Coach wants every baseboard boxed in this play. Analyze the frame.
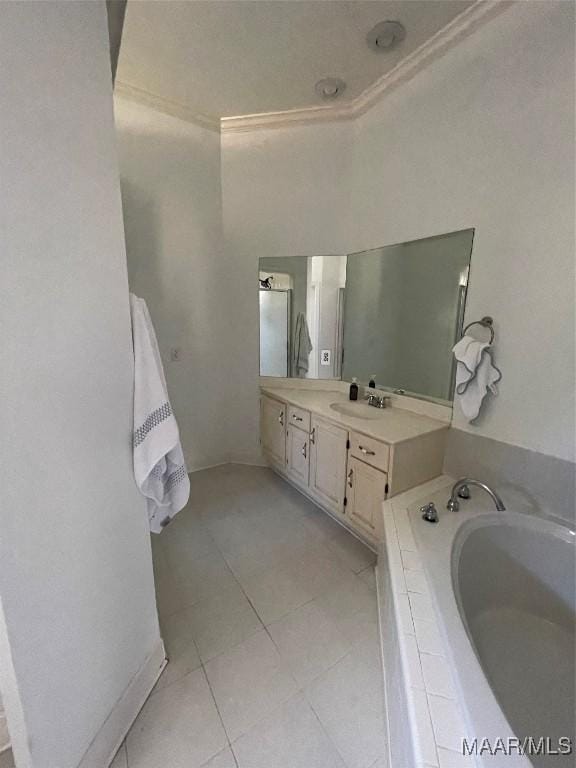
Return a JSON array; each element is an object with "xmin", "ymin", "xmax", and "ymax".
[
  {"xmin": 78, "ymin": 639, "xmax": 166, "ymax": 768},
  {"xmin": 186, "ymin": 459, "xmax": 268, "ymax": 474},
  {"xmin": 186, "ymin": 460, "xmax": 228, "ymax": 474},
  {"xmin": 228, "ymin": 459, "xmax": 268, "ymax": 468}
]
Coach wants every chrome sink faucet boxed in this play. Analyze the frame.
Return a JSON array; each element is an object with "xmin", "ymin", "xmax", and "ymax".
[
  {"xmin": 447, "ymin": 478, "xmax": 506, "ymax": 512},
  {"xmin": 364, "ymin": 392, "xmax": 390, "ymax": 409}
]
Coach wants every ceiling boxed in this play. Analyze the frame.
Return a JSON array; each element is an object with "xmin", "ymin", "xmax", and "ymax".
[{"xmin": 117, "ymin": 0, "xmax": 476, "ymax": 122}]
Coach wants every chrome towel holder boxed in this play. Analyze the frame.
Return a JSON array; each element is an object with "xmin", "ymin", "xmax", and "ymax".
[{"xmin": 462, "ymin": 316, "xmax": 495, "ymax": 344}]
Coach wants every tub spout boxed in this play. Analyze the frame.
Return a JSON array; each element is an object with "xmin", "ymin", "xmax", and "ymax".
[{"xmin": 447, "ymin": 478, "xmax": 506, "ymax": 512}]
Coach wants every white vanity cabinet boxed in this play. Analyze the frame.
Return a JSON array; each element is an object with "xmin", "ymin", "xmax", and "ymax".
[
  {"xmin": 309, "ymin": 417, "xmax": 348, "ymax": 515},
  {"xmin": 260, "ymin": 389, "xmax": 447, "ymax": 548},
  {"xmin": 346, "ymin": 456, "xmax": 386, "ymax": 541},
  {"xmin": 260, "ymin": 395, "xmax": 286, "ymax": 468},
  {"xmin": 286, "ymin": 423, "xmax": 310, "ymax": 487}
]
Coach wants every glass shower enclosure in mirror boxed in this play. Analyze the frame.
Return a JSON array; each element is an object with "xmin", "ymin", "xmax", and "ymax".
[
  {"xmin": 258, "ymin": 229, "xmax": 474, "ymax": 403},
  {"xmin": 259, "ymin": 255, "xmax": 346, "ymax": 379}
]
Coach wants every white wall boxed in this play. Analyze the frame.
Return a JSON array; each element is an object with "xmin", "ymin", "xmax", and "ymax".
[
  {"xmin": 114, "ymin": 98, "xmax": 228, "ymax": 471},
  {"xmin": 222, "ymin": 1, "xmax": 574, "ymax": 463},
  {"xmin": 312, "ymin": 255, "xmax": 346, "ymax": 379},
  {"xmin": 222, "ymin": 122, "xmax": 354, "ymax": 462},
  {"xmin": 0, "ymin": 4, "xmax": 160, "ymax": 767},
  {"xmin": 350, "ymin": 0, "xmax": 574, "ymax": 461}
]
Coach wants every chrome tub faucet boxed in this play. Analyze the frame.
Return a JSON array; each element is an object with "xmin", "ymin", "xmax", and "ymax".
[{"xmin": 447, "ymin": 478, "xmax": 506, "ymax": 512}]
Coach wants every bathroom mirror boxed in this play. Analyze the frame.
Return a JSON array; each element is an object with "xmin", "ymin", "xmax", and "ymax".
[{"xmin": 258, "ymin": 229, "xmax": 474, "ymax": 402}]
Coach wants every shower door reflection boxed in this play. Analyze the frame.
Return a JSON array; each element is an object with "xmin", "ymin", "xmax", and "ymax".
[{"xmin": 259, "ymin": 290, "xmax": 290, "ymax": 377}]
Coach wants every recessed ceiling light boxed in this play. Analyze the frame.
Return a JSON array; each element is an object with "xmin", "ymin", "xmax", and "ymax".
[
  {"xmin": 366, "ymin": 21, "xmax": 406, "ymax": 52},
  {"xmin": 315, "ymin": 77, "xmax": 346, "ymax": 101}
]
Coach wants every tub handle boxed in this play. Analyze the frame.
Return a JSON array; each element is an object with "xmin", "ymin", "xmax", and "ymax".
[{"xmin": 421, "ymin": 502, "xmax": 439, "ymax": 523}]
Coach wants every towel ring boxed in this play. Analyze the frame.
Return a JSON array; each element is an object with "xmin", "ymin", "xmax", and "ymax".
[{"xmin": 462, "ymin": 316, "xmax": 495, "ymax": 344}]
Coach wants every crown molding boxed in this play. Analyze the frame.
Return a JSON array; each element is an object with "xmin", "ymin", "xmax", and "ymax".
[
  {"xmin": 114, "ymin": 81, "xmax": 221, "ymax": 132},
  {"xmin": 220, "ymin": 102, "xmax": 356, "ymax": 134},
  {"xmin": 115, "ymin": 0, "xmax": 515, "ymax": 135},
  {"xmin": 352, "ymin": 0, "xmax": 514, "ymax": 117}
]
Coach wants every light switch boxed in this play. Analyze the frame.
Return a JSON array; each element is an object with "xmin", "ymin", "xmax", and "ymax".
[{"xmin": 320, "ymin": 349, "xmax": 331, "ymax": 366}]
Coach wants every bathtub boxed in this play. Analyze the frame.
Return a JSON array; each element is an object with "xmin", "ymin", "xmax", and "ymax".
[{"xmin": 378, "ymin": 478, "xmax": 576, "ymax": 768}]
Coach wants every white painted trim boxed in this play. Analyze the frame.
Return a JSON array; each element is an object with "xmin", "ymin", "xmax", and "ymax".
[
  {"xmin": 352, "ymin": 0, "xmax": 513, "ymax": 118},
  {"xmin": 114, "ymin": 0, "xmax": 514, "ymax": 134},
  {"xmin": 114, "ymin": 82, "xmax": 220, "ymax": 132},
  {"xmin": 0, "ymin": 595, "xmax": 31, "ymax": 768},
  {"xmin": 184, "ymin": 459, "xmax": 229, "ymax": 474},
  {"xmin": 221, "ymin": 102, "xmax": 356, "ymax": 133},
  {"xmin": 78, "ymin": 639, "xmax": 166, "ymax": 768},
  {"xmin": 221, "ymin": 0, "xmax": 513, "ymax": 133}
]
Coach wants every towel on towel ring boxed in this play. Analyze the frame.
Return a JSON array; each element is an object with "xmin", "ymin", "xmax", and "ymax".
[{"xmin": 453, "ymin": 335, "xmax": 502, "ymax": 422}]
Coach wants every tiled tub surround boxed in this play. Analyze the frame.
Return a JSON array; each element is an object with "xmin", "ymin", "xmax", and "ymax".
[
  {"xmin": 378, "ymin": 476, "xmax": 473, "ymax": 768},
  {"xmin": 444, "ymin": 429, "xmax": 576, "ymax": 526},
  {"xmin": 377, "ymin": 477, "xmax": 576, "ymax": 768}
]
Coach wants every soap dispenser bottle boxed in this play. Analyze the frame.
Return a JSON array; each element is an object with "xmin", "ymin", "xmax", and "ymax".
[
  {"xmin": 368, "ymin": 375, "xmax": 376, "ymax": 389},
  {"xmin": 349, "ymin": 377, "xmax": 359, "ymax": 401}
]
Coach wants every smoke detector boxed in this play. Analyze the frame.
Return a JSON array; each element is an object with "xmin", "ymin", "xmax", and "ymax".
[
  {"xmin": 366, "ymin": 21, "xmax": 406, "ymax": 52},
  {"xmin": 315, "ymin": 77, "xmax": 346, "ymax": 101}
]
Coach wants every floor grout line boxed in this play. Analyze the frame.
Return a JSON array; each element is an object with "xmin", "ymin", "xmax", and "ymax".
[
  {"xmin": 146, "ymin": 465, "xmax": 385, "ymax": 768},
  {"xmin": 199, "ymin": 648, "xmax": 239, "ymax": 767},
  {"xmin": 307, "ymin": 696, "xmax": 351, "ymax": 768}
]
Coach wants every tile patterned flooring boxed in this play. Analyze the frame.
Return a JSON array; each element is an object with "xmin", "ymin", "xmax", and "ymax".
[{"xmin": 114, "ymin": 464, "xmax": 388, "ymax": 768}]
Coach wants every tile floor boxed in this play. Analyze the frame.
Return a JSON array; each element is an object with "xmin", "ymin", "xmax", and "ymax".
[{"xmin": 114, "ymin": 464, "xmax": 388, "ymax": 768}]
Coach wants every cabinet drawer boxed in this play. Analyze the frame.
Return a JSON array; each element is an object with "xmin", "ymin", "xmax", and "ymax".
[
  {"xmin": 349, "ymin": 432, "xmax": 390, "ymax": 473},
  {"xmin": 287, "ymin": 405, "xmax": 311, "ymax": 433}
]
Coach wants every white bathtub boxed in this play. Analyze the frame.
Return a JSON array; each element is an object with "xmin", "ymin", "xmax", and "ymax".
[{"xmin": 379, "ymin": 478, "xmax": 575, "ymax": 768}]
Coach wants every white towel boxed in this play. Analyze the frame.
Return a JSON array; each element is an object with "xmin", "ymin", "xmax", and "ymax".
[
  {"xmin": 130, "ymin": 294, "xmax": 190, "ymax": 532},
  {"xmin": 294, "ymin": 313, "xmax": 313, "ymax": 377},
  {"xmin": 453, "ymin": 335, "xmax": 502, "ymax": 421}
]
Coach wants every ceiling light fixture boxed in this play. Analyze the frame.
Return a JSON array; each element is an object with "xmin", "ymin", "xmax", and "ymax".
[
  {"xmin": 315, "ymin": 77, "xmax": 346, "ymax": 101},
  {"xmin": 366, "ymin": 21, "xmax": 406, "ymax": 52}
]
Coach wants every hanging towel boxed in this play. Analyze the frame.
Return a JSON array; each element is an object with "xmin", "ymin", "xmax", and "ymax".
[
  {"xmin": 293, "ymin": 312, "xmax": 313, "ymax": 377},
  {"xmin": 453, "ymin": 335, "xmax": 502, "ymax": 422},
  {"xmin": 130, "ymin": 294, "xmax": 190, "ymax": 532}
]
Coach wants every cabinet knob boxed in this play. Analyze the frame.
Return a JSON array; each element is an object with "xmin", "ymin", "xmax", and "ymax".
[
  {"xmin": 302, "ymin": 442, "xmax": 307, "ymax": 459},
  {"xmin": 310, "ymin": 427, "xmax": 316, "ymax": 444},
  {"xmin": 278, "ymin": 413, "xmax": 284, "ymax": 426},
  {"xmin": 347, "ymin": 469, "xmax": 354, "ymax": 488},
  {"xmin": 359, "ymin": 445, "xmax": 375, "ymax": 456}
]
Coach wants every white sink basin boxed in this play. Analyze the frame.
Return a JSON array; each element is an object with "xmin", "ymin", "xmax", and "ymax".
[{"xmin": 330, "ymin": 401, "xmax": 387, "ymax": 420}]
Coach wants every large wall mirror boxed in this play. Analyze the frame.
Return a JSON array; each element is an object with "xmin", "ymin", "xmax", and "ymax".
[{"xmin": 259, "ymin": 229, "xmax": 474, "ymax": 403}]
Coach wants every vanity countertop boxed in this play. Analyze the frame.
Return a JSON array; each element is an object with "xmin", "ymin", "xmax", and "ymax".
[{"xmin": 261, "ymin": 386, "xmax": 449, "ymax": 445}]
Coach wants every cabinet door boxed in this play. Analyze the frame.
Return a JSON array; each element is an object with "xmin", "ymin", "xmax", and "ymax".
[
  {"xmin": 346, "ymin": 456, "xmax": 386, "ymax": 541},
  {"xmin": 261, "ymin": 395, "xmax": 286, "ymax": 467},
  {"xmin": 286, "ymin": 425, "xmax": 309, "ymax": 487},
  {"xmin": 309, "ymin": 417, "xmax": 348, "ymax": 514}
]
